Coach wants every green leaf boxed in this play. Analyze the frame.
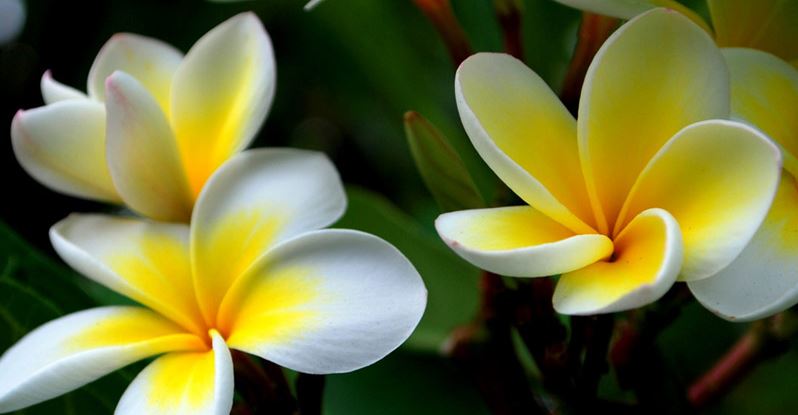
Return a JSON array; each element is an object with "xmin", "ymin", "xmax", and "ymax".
[
  {"xmin": 404, "ymin": 111, "xmax": 485, "ymax": 212},
  {"xmin": 335, "ymin": 187, "xmax": 480, "ymax": 352}
]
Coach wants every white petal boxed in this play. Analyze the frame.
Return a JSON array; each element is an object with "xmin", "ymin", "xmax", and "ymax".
[
  {"xmin": 304, "ymin": 0, "xmax": 324, "ymax": 10},
  {"xmin": 40, "ymin": 71, "xmax": 86, "ymax": 104},
  {"xmin": 88, "ymin": 33, "xmax": 183, "ymax": 112},
  {"xmin": 0, "ymin": 0, "xmax": 25, "ymax": 44},
  {"xmin": 170, "ymin": 12, "xmax": 276, "ymax": 197},
  {"xmin": 220, "ymin": 229, "xmax": 427, "ymax": 374},
  {"xmin": 0, "ymin": 307, "xmax": 203, "ymax": 413},
  {"xmin": 105, "ymin": 71, "xmax": 193, "ymax": 222},
  {"xmin": 435, "ymin": 206, "xmax": 613, "ymax": 277},
  {"xmin": 115, "ymin": 331, "xmax": 232, "ymax": 415},
  {"xmin": 191, "ymin": 148, "xmax": 346, "ymax": 324},
  {"xmin": 689, "ymin": 172, "xmax": 798, "ymax": 321},
  {"xmin": 552, "ymin": 0, "xmax": 655, "ymax": 19},
  {"xmin": 11, "ymin": 101, "xmax": 120, "ymax": 202}
]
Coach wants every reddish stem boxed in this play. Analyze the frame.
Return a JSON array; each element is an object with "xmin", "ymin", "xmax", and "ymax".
[
  {"xmin": 413, "ymin": 0, "xmax": 473, "ymax": 66},
  {"xmin": 688, "ymin": 313, "xmax": 797, "ymax": 409},
  {"xmin": 560, "ymin": 12, "xmax": 619, "ymax": 114},
  {"xmin": 687, "ymin": 331, "xmax": 761, "ymax": 407},
  {"xmin": 495, "ymin": 0, "xmax": 524, "ymax": 60}
]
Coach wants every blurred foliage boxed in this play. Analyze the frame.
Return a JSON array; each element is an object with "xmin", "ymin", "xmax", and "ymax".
[{"xmin": 0, "ymin": 0, "xmax": 796, "ymax": 414}]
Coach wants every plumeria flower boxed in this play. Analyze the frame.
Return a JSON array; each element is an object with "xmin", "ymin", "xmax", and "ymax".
[
  {"xmin": 435, "ymin": 9, "xmax": 782, "ymax": 315},
  {"xmin": 553, "ymin": 0, "xmax": 798, "ymax": 66},
  {"xmin": 11, "ymin": 12, "xmax": 275, "ymax": 222},
  {"xmin": 553, "ymin": 0, "xmax": 798, "ymax": 320},
  {"xmin": 0, "ymin": 148, "xmax": 427, "ymax": 414}
]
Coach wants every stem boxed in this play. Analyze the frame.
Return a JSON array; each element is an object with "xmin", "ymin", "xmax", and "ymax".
[
  {"xmin": 687, "ymin": 312, "xmax": 798, "ymax": 409},
  {"xmin": 513, "ymin": 279, "xmax": 571, "ymax": 394},
  {"xmin": 610, "ymin": 286, "xmax": 692, "ymax": 412},
  {"xmin": 413, "ymin": 0, "xmax": 473, "ymax": 66},
  {"xmin": 296, "ymin": 374, "xmax": 326, "ymax": 415},
  {"xmin": 446, "ymin": 273, "xmax": 548, "ymax": 414},
  {"xmin": 232, "ymin": 351, "xmax": 298, "ymax": 415},
  {"xmin": 560, "ymin": 12, "xmax": 619, "ymax": 114},
  {"xmin": 576, "ymin": 314, "xmax": 614, "ymax": 400},
  {"xmin": 494, "ymin": 0, "xmax": 524, "ymax": 60}
]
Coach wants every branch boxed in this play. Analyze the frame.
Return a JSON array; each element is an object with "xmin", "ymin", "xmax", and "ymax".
[
  {"xmin": 413, "ymin": 0, "xmax": 472, "ymax": 66},
  {"xmin": 610, "ymin": 286, "xmax": 692, "ymax": 412},
  {"xmin": 494, "ymin": 0, "xmax": 524, "ymax": 60},
  {"xmin": 232, "ymin": 350, "xmax": 298, "ymax": 415},
  {"xmin": 688, "ymin": 312, "xmax": 798, "ymax": 409},
  {"xmin": 446, "ymin": 273, "xmax": 549, "ymax": 414},
  {"xmin": 560, "ymin": 12, "xmax": 619, "ymax": 114}
]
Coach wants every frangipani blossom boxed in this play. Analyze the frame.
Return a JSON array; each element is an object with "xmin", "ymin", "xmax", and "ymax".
[
  {"xmin": 0, "ymin": 149, "xmax": 427, "ymax": 414},
  {"xmin": 11, "ymin": 12, "xmax": 275, "ymax": 222},
  {"xmin": 553, "ymin": 0, "xmax": 798, "ymax": 65},
  {"xmin": 436, "ymin": 9, "xmax": 782, "ymax": 315},
  {"xmin": 553, "ymin": 0, "xmax": 798, "ymax": 321}
]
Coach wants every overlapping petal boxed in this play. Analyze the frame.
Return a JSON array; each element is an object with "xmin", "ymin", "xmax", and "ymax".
[
  {"xmin": 617, "ymin": 120, "xmax": 781, "ymax": 281},
  {"xmin": 50, "ymin": 215, "xmax": 205, "ymax": 335},
  {"xmin": 552, "ymin": 0, "xmax": 710, "ymax": 31},
  {"xmin": 171, "ymin": 12, "xmax": 276, "ymax": 197},
  {"xmin": 87, "ymin": 32, "xmax": 183, "ymax": 112},
  {"xmin": 0, "ymin": 307, "xmax": 204, "ymax": 413},
  {"xmin": 116, "ymin": 331, "xmax": 233, "ymax": 415},
  {"xmin": 723, "ymin": 48, "xmax": 798, "ymax": 174},
  {"xmin": 191, "ymin": 148, "xmax": 346, "ymax": 324},
  {"xmin": 553, "ymin": 208, "xmax": 682, "ymax": 314},
  {"xmin": 40, "ymin": 71, "xmax": 86, "ymax": 104},
  {"xmin": 456, "ymin": 53, "xmax": 595, "ymax": 234},
  {"xmin": 577, "ymin": 8, "xmax": 728, "ymax": 232},
  {"xmin": 689, "ymin": 173, "xmax": 798, "ymax": 321},
  {"xmin": 10, "ymin": 101, "xmax": 120, "ymax": 202},
  {"xmin": 709, "ymin": 0, "xmax": 798, "ymax": 62},
  {"xmin": 219, "ymin": 230, "xmax": 426, "ymax": 374},
  {"xmin": 105, "ymin": 71, "xmax": 193, "ymax": 222},
  {"xmin": 435, "ymin": 206, "xmax": 612, "ymax": 277}
]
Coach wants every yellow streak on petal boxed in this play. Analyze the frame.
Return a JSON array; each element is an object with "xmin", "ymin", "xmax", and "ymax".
[
  {"xmin": 106, "ymin": 233, "xmax": 205, "ymax": 335},
  {"xmin": 65, "ymin": 309, "xmax": 204, "ymax": 356},
  {"xmin": 177, "ymin": 58, "xmax": 256, "ymax": 199},
  {"xmin": 194, "ymin": 208, "xmax": 283, "ymax": 324},
  {"xmin": 444, "ymin": 207, "xmax": 576, "ymax": 251},
  {"xmin": 222, "ymin": 266, "xmax": 321, "ymax": 348},
  {"xmin": 146, "ymin": 350, "xmax": 216, "ymax": 411}
]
